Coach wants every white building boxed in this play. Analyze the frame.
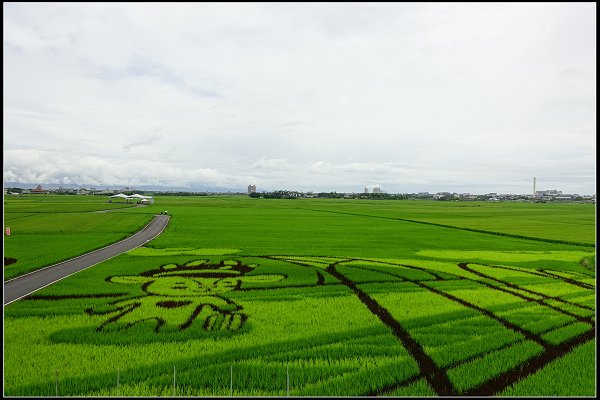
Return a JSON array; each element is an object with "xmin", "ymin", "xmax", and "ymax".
[
  {"xmin": 536, "ymin": 189, "xmax": 562, "ymax": 196},
  {"xmin": 128, "ymin": 193, "xmax": 155, "ymax": 204},
  {"xmin": 109, "ymin": 193, "xmax": 154, "ymax": 204}
]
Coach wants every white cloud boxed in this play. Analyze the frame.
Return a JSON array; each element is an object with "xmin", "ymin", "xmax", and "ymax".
[
  {"xmin": 3, "ymin": 149, "xmax": 250, "ymax": 189},
  {"xmin": 123, "ymin": 131, "xmax": 164, "ymax": 151},
  {"xmin": 3, "ymin": 3, "xmax": 596, "ymax": 194},
  {"xmin": 250, "ymin": 157, "xmax": 292, "ymax": 170},
  {"xmin": 308, "ymin": 161, "xmax": 411, "ymax": 175}
]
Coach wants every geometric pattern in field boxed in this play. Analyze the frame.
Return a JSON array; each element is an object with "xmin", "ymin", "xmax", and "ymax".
[
  {"xmin": 85, "ymin": 259, "xmax": 285, "ymax": 332},
  {"xmin": 20, "ymin": 255, "xmax": 595, "ymax": 396},
  {"xmin": 269, "ymin": 256, "xmax": 596, "ymax": 396}
]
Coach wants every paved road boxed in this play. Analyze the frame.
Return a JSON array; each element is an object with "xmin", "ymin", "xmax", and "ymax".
[{"xmin": 4, "ymin": 214, "xmax": 170, "ymax": 305}]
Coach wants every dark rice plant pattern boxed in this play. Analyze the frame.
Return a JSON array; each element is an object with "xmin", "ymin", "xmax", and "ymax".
[{"xmin": 85, "ymin": 260, "xmax": 285, "ymax": 332}]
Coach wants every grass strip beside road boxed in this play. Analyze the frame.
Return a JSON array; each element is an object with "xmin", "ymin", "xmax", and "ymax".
[{"xmin": 4, "ymin": 212, "xmax": 154, "ymax": 280}]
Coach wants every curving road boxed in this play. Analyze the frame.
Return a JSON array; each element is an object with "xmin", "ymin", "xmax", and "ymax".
[{"xmin": 4, "ymin": 214, "xmax": 170, "ymax": 305}]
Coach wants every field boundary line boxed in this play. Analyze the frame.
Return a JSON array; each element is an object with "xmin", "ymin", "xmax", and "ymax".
[
  {"xmin": 292, "ymin": 206, "xmax": 595, "ymax": 248},
  {"xmin": 463, "ymin": 263, "xmax": 594, "ymax": 309},
  {"xmin": 335, "ymin": 257, "xmax": 595, "ymax": 396},
  {"xmin": 457, "ymin": 263, "xmax": 594, "ymax": 325},
  {"xmin": 326, "ymin": 259, "xmax": 458, "ymax": 396},
  {"xmin": 341, "ymin": 263, "xmax": 550, "ymax": 349},
  {"xmin": 4, "ymin": 214, "xmax": 160, "ymax": 283},
  {"xmin": 4, "ymin": 215, "xmax": 170, "ymax": 305},
  {"xmin": 465, "ymin": 328, "xmax": 596, "ymax": 396}
]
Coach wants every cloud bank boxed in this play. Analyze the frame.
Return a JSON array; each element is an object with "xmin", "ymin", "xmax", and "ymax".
[{"xmin": 3, "ymin": 3, "xmax": 596, "ymax": 194}]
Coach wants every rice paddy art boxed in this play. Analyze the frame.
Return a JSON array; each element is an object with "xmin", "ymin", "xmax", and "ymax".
[
  {"xmin": 4, "ymin": 195, "xmax": 595, "ymax": 396},
  {"xmin": 87, "ymin": 260, "xmax": 285, "ymax": 333}
]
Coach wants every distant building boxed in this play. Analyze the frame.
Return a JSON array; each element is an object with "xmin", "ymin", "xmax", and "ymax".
[
  {"xmin": 247, "ymin": 185, "xmax": 256, "ymax": 194},
  {"xmin": 373, "ymin": 187, "xmax": 382, "ymax": 194},
  {"xmin": 31, "ymin": 184, "xmax": 49, "ymax": 194},
  {"xmin": 364, "ymin": 187, "xmax": 369, "ymax": 193},
  {"xmin": 55, "ymin": 187, "xmax": 75, "ymax": 195},
  {"xmin": 94, "ymin": 189, "xmax": 115, "ymax": 195},
  {"xmin": 433, "ymin": 192, "xmax": 451, "ymax": 200},
  {"xmin": 110, "ymin": 193, "xmax": 154, "ymax": 204},
  {"xmin": 536, "ymin": 189, "xmax": 562, "ymax": 196}
]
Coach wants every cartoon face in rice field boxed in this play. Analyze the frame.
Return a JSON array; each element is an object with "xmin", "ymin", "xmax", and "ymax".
[{"xmin": 86, "ymin": 260, "xmax": 285, "ymax": 333}]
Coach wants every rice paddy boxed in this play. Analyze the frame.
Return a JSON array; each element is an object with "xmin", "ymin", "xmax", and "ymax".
[{"xmin": 3, "ymin": 195, "xmax": 596, "ymax": 396}]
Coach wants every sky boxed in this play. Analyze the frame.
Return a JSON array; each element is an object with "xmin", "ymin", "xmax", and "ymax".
[{"xmin": 3, "ymin": 2, "xmax": 596, "ymax": 194}]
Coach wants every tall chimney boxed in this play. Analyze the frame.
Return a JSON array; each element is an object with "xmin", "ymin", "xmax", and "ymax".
[{"xmin": 533, "ymin": 177, "xmax": 536, "ymax": 195}]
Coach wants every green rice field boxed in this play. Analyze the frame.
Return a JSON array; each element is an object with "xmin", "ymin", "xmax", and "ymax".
[
  {"xmin": 3, "ymin": 195, "xmax": 596, "ymax": 396},
  {"xmin": 3, "ymin": 195, "xmax": 154, "ymax": 280}
]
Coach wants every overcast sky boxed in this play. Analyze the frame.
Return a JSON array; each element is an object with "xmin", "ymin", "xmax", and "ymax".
[{"xmin": 3, "ymin": 2, "xmax": 596, "ymax": 194}]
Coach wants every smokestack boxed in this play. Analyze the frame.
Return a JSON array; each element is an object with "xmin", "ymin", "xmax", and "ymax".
[{"xmin": 533, "ymin": 177, "xmax": 536, "ymax": 195}]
